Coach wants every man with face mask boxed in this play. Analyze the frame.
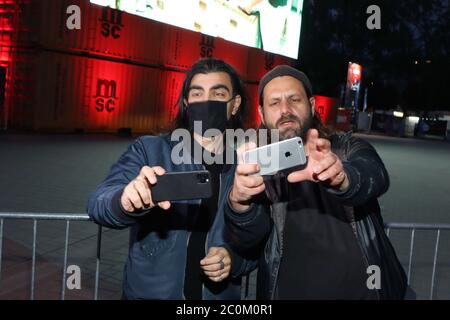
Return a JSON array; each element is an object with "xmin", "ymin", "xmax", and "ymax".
[
  {"xmin": 87, "ymin": 58, "xmax": 255, "ymax": 300},
  {"xmin": 224, "ymin": 65, "xmax": 407, "ymax": 300}
]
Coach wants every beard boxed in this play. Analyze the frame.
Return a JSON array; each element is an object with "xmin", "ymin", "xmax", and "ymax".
[{"xmin": 275, "ymin": 112, "xmax": 313, "ymax": 141}]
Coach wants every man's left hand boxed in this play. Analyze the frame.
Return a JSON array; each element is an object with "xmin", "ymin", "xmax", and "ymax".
[
  {"xmin": 287, "ymin": 129, "xmax": 349, "ymax": 191},
  {"xmin": 200, "ymin": 247, "xmax": 231, "ymax": 282}
]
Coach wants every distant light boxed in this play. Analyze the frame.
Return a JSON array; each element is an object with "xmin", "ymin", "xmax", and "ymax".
[
  {"xmin": 438, "ymin": 115, "xmax": 450, "ymax": 121},
  {"xmin": 408, "ymin": 116, "xmax": 420, "ymax": 122},
  {"xmin": 426, "ymin": 60, "xmax": 432, "ymax": 64},
  {"xmin": 371, "ymin": 82, "xmax": 374, "ymax": 85},
  {"xmin": 393, "ymin": 111, "xmax": 404, "ymax": 118},
  {"xmin": 414, "ymin": 60, "xmax": 418, "ymax": 65}
]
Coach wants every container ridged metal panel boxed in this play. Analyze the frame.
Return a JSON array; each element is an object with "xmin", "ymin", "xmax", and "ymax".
[
  {"xmin": 313, "ymin": 95, "xmax": 340, "ymax": 128},
  {"xmin": 159, "ymin": 27, "xmax": 203, "ymax": 70},
  {"xmin": 214, "ymin": 37, "xmax": 249, "ymax": 79},
  {"xmin": 155, "ymin": 69, "xmax": 186, "ymax": 132},
  {"xmin": 246, "ymin": 47, "xmax": 293, "ymax": 83},
  {"xmin": 32, "ymin": 51, "xmax": 165, "ymax": 133},
  {"xmin": 245, "ymin": 83, "xmax": 260, "ymax": 129},
  {"xmin": 34, "ymin": 0, "xmax": 162, "ymax": 65}
]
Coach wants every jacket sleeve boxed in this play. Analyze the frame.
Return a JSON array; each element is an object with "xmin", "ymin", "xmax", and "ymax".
[
  {"xmin": 224, "ymin": 192, "xmax": 272, "ymax": 255},
  {"xmin": 220, "ymin": 242, "xmax": 258, "ymax": 278},
  {"xmin": 327, "ymin": 135, "xmax": 390, "ymax": 207},
  {"xmin": 87, "ymin": 138, "xmax": 152, "ymax": 229}
]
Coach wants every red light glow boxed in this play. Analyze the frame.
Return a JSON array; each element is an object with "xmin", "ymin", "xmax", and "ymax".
[{"xmin": 0, "ymin": 0, "xmax": 22, "ymax": 129}]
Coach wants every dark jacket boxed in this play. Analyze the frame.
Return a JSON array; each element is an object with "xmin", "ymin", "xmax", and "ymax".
[
  {"xmin": 87, "ymin": 134, "xmax": 255, "ymax": 299},
  {"xmin": 224, "ymin": 133, "xmax": 407, "ymax": 300}
]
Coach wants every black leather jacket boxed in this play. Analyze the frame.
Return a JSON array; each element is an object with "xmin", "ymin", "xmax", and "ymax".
[{"xmin": 225, "ymin": 133, "xmax": 407, "ymax": 300}]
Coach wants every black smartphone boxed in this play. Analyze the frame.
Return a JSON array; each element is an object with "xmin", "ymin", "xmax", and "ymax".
[{"xmin": 151, "ymin": 170, "xmax": 212, "ymax": 202}]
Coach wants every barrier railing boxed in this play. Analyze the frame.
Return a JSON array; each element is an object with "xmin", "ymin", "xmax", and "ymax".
[
  {"xmin": 385, "ymin": 222, "xmax": 450, "ymax": 300},
  {"xmin": 0, "ymin": 212, "xmax": 102, "ymax": 300},
  {"xmin": 1, "ymin": 213, "xmax": 449, "ymax": 300}
]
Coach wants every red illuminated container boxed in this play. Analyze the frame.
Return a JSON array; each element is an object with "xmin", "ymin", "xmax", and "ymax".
[
  {"xmin": 246, "ymin": 47, "xmax": 293, "ymax": 83},
  {"xmin": 158, "ymin": 27, "xmax": 203, "ymax": 70},
  {"xmin": 4, "ymin": 0, "xmax": 298, "ymax": 133},
  {"xmin": 245, "ymin": 83, "xmax": 260, "ymax": 129},
  {"xmin": 0, "ymin": 0, "xmax": 28, "ymax": 130},
  {"xmin": 313, "ymin": 95, "xmax": 340, "ymax": 128},
  {"xmin": 214, "ymin": 37, "xmax": 249, "ymax": 78},
  {"xmin": 32, "ymin": 0, "xmax": 163, "ymax": 65},
  {"xmin": 11, "ymin": 50, "xmax": 264, "ymax": 133},
  {"xmin": 14, "ymin": 51, "xmax": 189, "ymax": 133},
  {"xmin": 156, "ymin": 70, "xmax": 186, "ymax": 131}
]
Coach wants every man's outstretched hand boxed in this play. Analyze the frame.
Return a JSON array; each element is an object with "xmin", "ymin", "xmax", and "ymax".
[{"xmin": 287, "ymin": 129, "xmax": 349, "ymax": 191}]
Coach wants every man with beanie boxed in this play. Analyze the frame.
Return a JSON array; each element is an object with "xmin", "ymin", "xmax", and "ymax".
[{"xmin": 223, "ymin": 65, "xmax": 407, "ymax": 299}]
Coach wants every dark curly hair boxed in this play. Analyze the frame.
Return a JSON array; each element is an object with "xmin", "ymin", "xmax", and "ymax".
[{"xmin": 171, "ymin": 58, "xmax": 247, "ymax": 131}]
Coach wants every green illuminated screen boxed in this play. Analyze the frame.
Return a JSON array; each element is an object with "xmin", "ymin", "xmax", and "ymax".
[{"xmin": 90, "ymin": 0, "xmax": 303, "ymax": 59}]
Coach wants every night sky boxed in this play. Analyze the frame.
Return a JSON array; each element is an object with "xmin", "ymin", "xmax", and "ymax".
[{"xmin": 295, "ymin": 0, "xmax": 450, "ymax": 112}]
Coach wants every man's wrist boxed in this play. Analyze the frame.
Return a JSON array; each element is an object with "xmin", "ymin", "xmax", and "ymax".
[
  {"xmin": 118, "ymin": 191, "xmax": 149, "ymax": 218},
  {"xmin": 337, "ymin": 172, "xmax": 350, "ymax": 192},
  {"xmin": 325, "ymin": 164, "xmax": 357, "ymax": 198},
  {"xmin": 228, "ymin": 189, "xmax": 250, "ymax": 213}
]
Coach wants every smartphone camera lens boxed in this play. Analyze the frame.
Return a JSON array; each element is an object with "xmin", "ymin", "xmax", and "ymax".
[{"xmin": 197, "ymin": 173, "xmax": 209, "ymax": 184}]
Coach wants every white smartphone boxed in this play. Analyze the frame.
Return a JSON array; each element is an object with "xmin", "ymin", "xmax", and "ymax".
[{"xmin": 242, "ymin": 137, "xmax": 307, "ymax": 176}]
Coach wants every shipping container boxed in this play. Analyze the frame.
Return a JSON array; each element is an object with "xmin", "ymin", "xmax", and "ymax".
[
  {"xmin": 14, "ymin": 50, "xmax": 190, "ymax": 133},
  {"xmin": 213, "ymin": 37, "xmax": 249, "ymax": 79},
  {"xmin": 313, "ymin": 95, "xmax": 340, "ymax": 128},
  {"xmin": 1, "ymin": 0, "xmax": 31, "ymax": 130},
  {"xmin": 245, "ymin": 83, "xmax": 260, "ymax": 129},
  {"xmin": 32, "ymin": 0, "xmax": 163, "ymax": 65},
  {"xmin": 246, "ymin": 47, "xmax": 293, "ymax": 83},
  {"xmin": 10, "ymin": 50, "xmax": 267, "ymax": 133},
  {"xmin": 7, "ymin": 51, "xmax": 35, "ymax": 130},
  {"xmin": 155, "ymin": 69, "xmax": 186, "ymax": 132},
  {"xmin": 13, "ymin": 49, "xmax": 262, "ymax": 133},
  {"xmin": 5, "ymin": 0, "xmax": 296, "ymax": 133},
  {"xmin": 29, "ymin": 0, "xmax": 290, "ymax": 78},
  {"xmin": 158, "ymin": 29, "xmax": 251, "ymax": 82},
  {"xmin": 159, "ymin": 26, "xmax": 203, "ymax": 70}
]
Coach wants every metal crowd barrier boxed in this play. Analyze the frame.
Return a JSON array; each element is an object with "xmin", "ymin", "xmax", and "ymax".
[
  {"xmin": 385, "ymin": 222, "xmax": 450, "ymax": 300},
  {"xmin": 0, "ymin": 212, "xmax": 449, "ymax": 300},
  {"xmin": 0, "ymin": 212, "xmax": 102, "ymax": 300}
]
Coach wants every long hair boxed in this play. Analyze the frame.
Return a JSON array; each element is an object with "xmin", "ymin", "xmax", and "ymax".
[
  {"xmin": 171, "ymin": 58, "xmax": 247, "ymax": 132},
  {"xmin": 312, "ymin": 112, "xmax": 333, "ymax": 139}
]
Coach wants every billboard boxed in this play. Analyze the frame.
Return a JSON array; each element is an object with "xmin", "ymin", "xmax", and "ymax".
[
  {"xmin": 90, "ymin": 0, "xmax": 304, "ymax": 59},
  {"xmin": 344, "ymin": 62, "xmax": 362, "ymax": 113},
  {"xmin": 346, "ymin": 62, "xmax": 362, "ymax": 91}
]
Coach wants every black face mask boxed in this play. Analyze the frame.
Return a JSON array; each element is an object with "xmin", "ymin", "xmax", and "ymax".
[{"xmin": 186, "ymin": 99, "xmax": 234, "ymax": 137}]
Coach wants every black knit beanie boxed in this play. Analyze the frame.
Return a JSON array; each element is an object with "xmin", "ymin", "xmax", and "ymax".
[{"xmin": 258, "ymin": 65, "xmax": 313, "ymax": 105}]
